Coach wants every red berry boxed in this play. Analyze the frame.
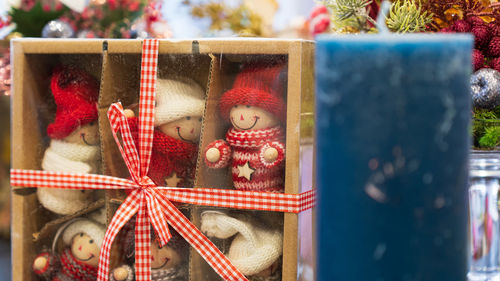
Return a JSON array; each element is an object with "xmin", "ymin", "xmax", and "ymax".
[
  {"xmin": 440, "ymin": 27, "xmax": 454, "ymax": 33},
  {"xmin": 466, "ymin": 16, "xmax": 485, "ymax": 27},
  {"xmin": 472, "ymin": 25, "xmax": 492, "ymax": 50},
  {"xmin": 489, "ymin": 37, "xmax": 500, "ymax": 57},
  {"xmin": 490, "ymin": 23, "xmax": 500, "ymax": 37},
  {"xmin": 490, "ymin": 57, "xmax": 500, "ymax": 72},
  {"xmin": 473, "ymin": 49, "xmax": 485, "ymax": 71},
  {"xmin": 452, "ymin": 20, "xmax": 471, "ymax": 32}
]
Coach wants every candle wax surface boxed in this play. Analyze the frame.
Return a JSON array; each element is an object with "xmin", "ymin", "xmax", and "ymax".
[{"xmin": 315, "ymin": 34, "xmax": 473, "ymax": 281}]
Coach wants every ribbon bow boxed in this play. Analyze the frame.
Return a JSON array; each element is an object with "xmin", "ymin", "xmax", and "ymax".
[
  {"xmin": 10, "ymin": 39, "xmax": 316, "ymax": 281},
  {"xmin": 98, "ymin": 39, "xmax": 248, "ymax": 281}
]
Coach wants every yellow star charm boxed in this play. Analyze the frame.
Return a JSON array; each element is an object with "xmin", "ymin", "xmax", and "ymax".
[
  {"xmin": 165, "ymin": 172, "xmax": 182, "ymax": 187},
  {"xmin": 237, "ymin": 161, "xmax": 255, "ymax": 181}
]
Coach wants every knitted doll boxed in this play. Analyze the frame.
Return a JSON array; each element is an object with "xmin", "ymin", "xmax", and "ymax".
[
  {"xmin": 201, "ymin": 211, "xmax": 283, "ymax": 281},
  {"xmin": 32, "ymin": 218, "xmax": 106, "ymax": 281},
  {"xmin": 110, "ymin": 219, "xmax": 189, "ymax": 281},
  {"xmin": 125, "ymin": 76, "xmax": 205, "ymax": 188},
  {"xmin": 37, "ymin": 66, "xmax": 101, "ymax": 215},
  {"xmin": 204, "ymin": 64, "xmax": 287, "ymax": 193}
]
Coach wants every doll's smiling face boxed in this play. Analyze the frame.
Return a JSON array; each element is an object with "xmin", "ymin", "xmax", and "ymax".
[
  {"xmin": 151, "ymin": 241, "xmax": 182, "ymax": 270},
  {"xmin": 158, "ymin": 116, "xmax": 202, "ymax": 143},
  {"xmin": 62, "ymin": 121, "xmax": 99, "ymax": 146},
  {"xmin": 230, "ymin": 105, "xmax": 279, "ymax": 131},
  {"xmin": 71, "ymin": 233, "xmax": 100, "ymax": 267}
]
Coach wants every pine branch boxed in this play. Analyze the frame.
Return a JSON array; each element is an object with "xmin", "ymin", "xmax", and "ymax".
[
  {"xmin": 386, "ymin": 0, "xmax": 433, "ymax": 33},
  {"xmin": 324, "ymin": 0, "xmax": 375, "ymax": 32}
]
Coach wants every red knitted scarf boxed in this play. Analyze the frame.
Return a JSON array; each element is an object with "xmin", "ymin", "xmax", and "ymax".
[
  {"xmin": 225, "ymin": 126, "xmax": 285, "ymax": 148},
  {"xmin": 58, "ymin": 248, "xmax": 97, "ymax": 281},
  {"xmin": 152, "ymin": 129, "xmax": 198, "ymax": 161}
]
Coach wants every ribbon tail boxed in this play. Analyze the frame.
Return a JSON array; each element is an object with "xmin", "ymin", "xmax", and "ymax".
[
  {"xmin": 145, "ymin": 189, "xmax": 171, "ymax": 247},
  {"xmin": 97, "ymin": 190, "xmax": 141, "ymax": 281},
  {"xmin": 299, "ymin": 189, "xmax": 317, "ymax": 212},
  {"xmin": 159, "ymin": 187, "xmax": 317, "ymax": 213},
  {"xmin": 137, "ymin": 39, "xmax": 159, "ymax": 177},
  {"xmin": 153, "ymin": 190, "xmax": 248, "ymax": 281},
  {"xmin": 108, "ymin": 103, "xmax": 142, "ymax": 182},
  {"xmin": 135, "ymin": 192, "xmax": 152, "ymax": 281}
]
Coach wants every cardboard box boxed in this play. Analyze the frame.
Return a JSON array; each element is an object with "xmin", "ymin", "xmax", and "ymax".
[{"xmin": 11, "ymin": 38, "xmax": 315, "ymax": 281}]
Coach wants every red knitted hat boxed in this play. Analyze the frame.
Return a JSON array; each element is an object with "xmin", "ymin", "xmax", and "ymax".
[
  {"xmin": 47, "ymin": 66, "xmax": 99, "ymax": 139},
  {"xmin": 219, "ymin": 64, "xmax": 287, "ymax": 123}
]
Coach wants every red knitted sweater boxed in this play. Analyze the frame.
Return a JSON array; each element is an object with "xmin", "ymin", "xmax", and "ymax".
[
  {"xmin": 204, "ymin": 126, "xmax": 285, "ymax": 192},
  {"xmin": 128, "ymin": 117, "xmax": 198, "ymax": 188},
  {"xmin": 33, "ymin": 249, "xmax": 98, "ymax": 281}
]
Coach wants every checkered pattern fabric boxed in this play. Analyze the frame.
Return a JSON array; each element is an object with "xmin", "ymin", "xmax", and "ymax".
[{"xmin": 10, "ymin": 39, "xmax": 317, "ymax": 281}]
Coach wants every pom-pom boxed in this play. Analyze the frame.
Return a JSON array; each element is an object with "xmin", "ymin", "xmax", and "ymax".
[
  {"xmin": 488, "ymin": 37, "xmax": 500, "ymax": 57},
  {"xmin": 472, "ymin": 25, "xmax": 492, "ymax": 49},
  {"xmin": 473, "ymin": 49, "xmax": 485, "ymax": 71},
  {"xmin": 451, "ymin": 20, "xmax": 471, "ymax": 33}
]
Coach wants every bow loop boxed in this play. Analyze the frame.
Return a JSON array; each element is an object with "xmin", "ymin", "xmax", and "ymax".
[{"xmin": 107, "ymin": 102, "xmax": 141, "ymax": 183}]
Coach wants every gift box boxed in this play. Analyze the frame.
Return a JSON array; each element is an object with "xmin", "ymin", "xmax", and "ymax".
[{"xmin": 11, "ymin": 38, "xmax": 315, "ymax": 281}]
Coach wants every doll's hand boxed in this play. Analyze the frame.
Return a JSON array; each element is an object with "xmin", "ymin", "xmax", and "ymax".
[
  {"xmin": 124, "ymin": 109, "xmax": 135, "ymax": 118},
  {"xmin": 259, "ymin": 142, "xmax": 285, "ymax": 167},
  {"xmin": 113, "ymin": 266, "xmax": 129, "ymax": 281},
  {"xmin": 263, "ymin": 147, "xmax": 278, "ymax": 163},
  {"xmin": 205, "ymin": 140, "xmax": 231, "ymax": 168},
  {"xmin": 206, "ymin": 147, "xmax": 221, "ymax": 163},
  {"xmin": 33, "ymin": 256, "xmax": 47, "ymax": 271}
]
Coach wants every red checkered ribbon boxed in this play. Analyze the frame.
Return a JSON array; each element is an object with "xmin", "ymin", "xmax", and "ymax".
[{"xmin": 10, "ymin": 39, "xmax": 316, "ymax": 281}]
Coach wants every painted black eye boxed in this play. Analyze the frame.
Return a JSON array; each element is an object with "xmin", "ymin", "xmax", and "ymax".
[
  {"xmin": 81, "ymin": 190, "xmax": 85, "ymax": 193},
  {"xmin": 198, "ymin": 117, "xmax": 202, "ymax": 122},
  {"xmin": 154, "ymin": 101, "xmax": 157, "ymax": 107},
  {"xmin": 246, "ymin": 105, "xmax": 251, "ymax": 108},
  {"xmin": 80, "ymin": 233, "xmax": 84, "ymax": 237},
  {"xmin": 186, "ymin": 116, "xmax": 191, "ymax": 120},
  {"xmin": 234, "ymin": 105, "xmax": 238, "ymax": 108},
  {"xmin": 89, "ymin": 239, "xmax": 94, "ymax": 244}
]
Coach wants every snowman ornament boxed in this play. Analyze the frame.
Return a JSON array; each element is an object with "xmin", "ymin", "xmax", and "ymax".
[
  {"xmin": 32, "ymin": 218, "xmax": 105, "ymax": 281},
  {"xmin": 110, "ymin": 219, "xmax": 188, "ymax": 281},
  {"xmin": 37, "ymin": 66, "xmax": 101, "ymax": 215},
  {"xmin": 204, "ymin": 64, "xmax": 287, "ymax": 193},
  {"xmin": 125, "ymin": 76, "xmax": 205, "ymax": 188}
]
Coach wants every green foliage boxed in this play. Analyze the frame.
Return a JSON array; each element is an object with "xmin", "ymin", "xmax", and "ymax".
[
  {"xmin": 479, "ymin": 126, "xmax": 500, "ymax": 148},
  {"xmin": 386, "ymin": 0, "xmax": 433, "ymax": 33},
  {"xmin": 473, "ymin": 107, "xmax": 500, "ymax": 149},
  {"xmin": 9, "ymin": 2, "xmax": 68, "ymax": 37},
  {"xmin": 324, "ymin": 0, "xmax": 376, "ymax": 32}
]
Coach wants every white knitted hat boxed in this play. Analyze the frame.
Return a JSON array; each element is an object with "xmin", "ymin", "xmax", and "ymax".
[
  {"xmin": 201, "ymin": 211, "xmax": 283, "ymax": 276},
  {"xmin": 154, "ymin": 77, "xmax": 206, "ymax": 126},
  {"xmin": 62, "ymin": 219, "xmax": 106, "ymax": 248}
]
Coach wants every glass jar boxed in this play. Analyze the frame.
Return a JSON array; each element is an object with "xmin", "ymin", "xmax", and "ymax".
[{"xmin": 469, "ymin": 152, "xmax": 500, "ymax": 281}]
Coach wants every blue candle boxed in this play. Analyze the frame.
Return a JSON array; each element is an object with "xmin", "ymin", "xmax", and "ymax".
[{"xmin": 315, "ymin": 34, "xmax": 473, "ymax": 281}]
